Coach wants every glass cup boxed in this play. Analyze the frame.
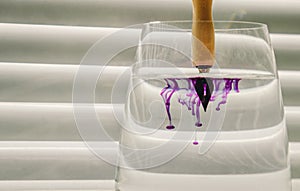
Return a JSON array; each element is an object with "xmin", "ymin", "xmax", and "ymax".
[{"xmin": 116, "ymin": 21, "xmax": 291, "ymax": 191}]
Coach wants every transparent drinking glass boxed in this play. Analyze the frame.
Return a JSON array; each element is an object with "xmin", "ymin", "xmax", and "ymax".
[{"xmin": 116, "ymin": 21, "xmax": 291, "ymax": 191}]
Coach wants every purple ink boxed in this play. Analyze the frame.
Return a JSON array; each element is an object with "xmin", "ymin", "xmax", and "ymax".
[
  {"xmin": 234, "ymin": 79, "xmax": 241, "ymax": 93},
  {"xmin": 160, "ymin": 80, "xmax": 177, "ymax": 129},
  {"xmin": 166, "ymin": 125, "xmax": 175, "ymax": 130},
  {"xmin": 195, "ymin": 122, "xmax": 203, "ymax": 127},
  {"xmin": 160, "ymin": 77, "xmax": 241, "ymax": 131},
  {"xmin": 195, "ymin": 97, "xmax": 201, "ymax": 127}
]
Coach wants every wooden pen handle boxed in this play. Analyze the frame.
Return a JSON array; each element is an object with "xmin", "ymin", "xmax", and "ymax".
[{"xmin": 192, "ymin": 0, "xmax": 215, "ymax": 69}]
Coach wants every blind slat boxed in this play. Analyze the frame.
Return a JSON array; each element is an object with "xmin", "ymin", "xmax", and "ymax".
[
  {"xmin": 0, "ymin": 24, "xmax": 298, "ymax": 69},
  {"xmin": 0, "ymin": 141, "xmax": 298, "ymax": 180},
  {"xmin": 0, "ymin": 0, "xmax": 299, "ymax": 33},
  {"xmin": 0, "ymin": 180, "xmax": 115, "ymax": 191},
  {"xmin": 0, "ymin": 63, "xmax": 298, "ymax": 104},
  {"xmin": 0, "ymin": 102, "xmax": 297, "ymax": 141}
]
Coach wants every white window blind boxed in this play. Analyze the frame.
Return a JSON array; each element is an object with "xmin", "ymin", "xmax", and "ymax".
[{"xmin": 0, "ymin": 0, "xmax": 299, "ymax": 190}]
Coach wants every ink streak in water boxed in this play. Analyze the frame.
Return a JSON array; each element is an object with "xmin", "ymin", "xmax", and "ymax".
[{"xmin": 160, "ymin": 78, "xmax": 240, "ymax": 130}]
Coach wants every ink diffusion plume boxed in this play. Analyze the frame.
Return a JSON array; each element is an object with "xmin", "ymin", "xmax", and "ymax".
[{"xmin": 160, "ymin": 77, "xmax": 241, "ymax": 143}]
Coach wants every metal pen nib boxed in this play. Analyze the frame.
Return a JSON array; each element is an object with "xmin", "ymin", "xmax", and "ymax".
[
  {"xmin": 196, "ymin": 65, "xmax": 211, "ymax": 74},
  {"xmin": 193, "ymin": 66, "xmax": 214, "ymax": 112}
]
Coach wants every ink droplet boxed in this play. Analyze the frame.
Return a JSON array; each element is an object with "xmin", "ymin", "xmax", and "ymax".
[
  {"xmin": 166, "ymin": 125, "xmax": 175, "ymax": 130},
  {"xmin": 195, "ymin": 122, "xmax": 203, "ymax": 127}
]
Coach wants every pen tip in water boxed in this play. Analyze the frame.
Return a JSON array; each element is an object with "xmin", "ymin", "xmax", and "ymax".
[{"xmin": 194, "ymin": 78, "xmax": 214, "ymax": 112}]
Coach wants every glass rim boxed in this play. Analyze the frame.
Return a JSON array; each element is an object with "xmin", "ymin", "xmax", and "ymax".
[{"xmin": 146, "ymin": 20, "xmax": 268, "ymax": 32}]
